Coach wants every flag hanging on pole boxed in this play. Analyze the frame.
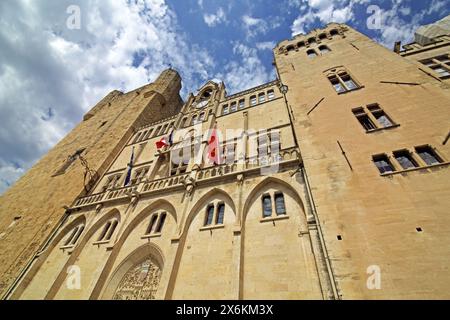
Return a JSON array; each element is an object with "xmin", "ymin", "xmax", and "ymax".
[
  {"xmin": 207, "ymin": 124, "xmax": 221, "ymax": 165},
  {"xmin": 124, "ymin": 146, "xmax": 135, "ymax": 186},
  {"xmin": 156, "ymin": 129, "xmax": 174, "ymax": 150}
]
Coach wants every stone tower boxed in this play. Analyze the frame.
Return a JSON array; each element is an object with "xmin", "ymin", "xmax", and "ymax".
[{"xmin": 0, "ymin": 69, "xmax": 183, "ymax": 298}]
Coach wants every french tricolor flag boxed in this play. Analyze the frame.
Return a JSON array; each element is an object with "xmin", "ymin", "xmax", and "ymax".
[{"xmin": 156, "ymin": 129, "xmax": 173, "ymax": 150}]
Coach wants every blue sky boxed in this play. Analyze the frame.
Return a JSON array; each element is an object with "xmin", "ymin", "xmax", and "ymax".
[{"xmin": 0, "ymin": 0, "xmax": 449, "ymax": 194}]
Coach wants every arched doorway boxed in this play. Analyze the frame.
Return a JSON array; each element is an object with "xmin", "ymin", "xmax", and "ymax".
[{"xmin": 113, "ymin": 256, "xmax": 161, "ymax": 300}]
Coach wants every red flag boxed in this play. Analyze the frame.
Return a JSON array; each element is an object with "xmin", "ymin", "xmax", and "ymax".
[
  {"xmin": 207, "ymin": 126, "xmax": 221, "ymax": 165},
  {"xmin": 156, "ymin": 136, "xmax": 169, "ymax": 149}
]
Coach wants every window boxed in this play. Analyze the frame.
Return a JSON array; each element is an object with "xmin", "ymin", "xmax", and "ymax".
[
  {"xmin": 319, "ymin": 33, "xmax": 327, "ymax": 40},
  {"xmin": 308, "ymin": 37, "xmax": 316, "ymax": 44},
  {"xmin": 262, "ymin": 195, "xmax": 272, "ymax": 218},
  {"xmin": 250, "ymin": 95, "xmax": 257, "ymax": 106},
  {"xmin": 238, "ymin": 99, "xmax": 245, "ymax": 109},
  {"xmin": 103, "ymin": 173, "xmax": 122, "ymax": 191},
  {"xmin": 171, "ymin": 148, "xmax": 188, "ymax": 176},
  {"xmin": 258, "ymin": 93, "xmax": 265, "ymax": 103},
  {"xmin": 297, "ymin": 41, "xmax": 305, "ymax": 48},
  {"xmin": 367, "ymin": 104, "xmax": 394, "ymax": 128},
  {"xmin": 181, "ymin": 118, "xmax": 187, "ymax": 128},
  {"xmin": 307, "ymin": 49, "xmax": 318, "ymax": 58},
  {"xmin": 63, "ymin": 225, "xmax": 84, "ymax": 247},
  {"xmin": 267, "ymin": 90, "xmax": 275, "ymax": 100},
  {"xmin": 330, "ymin": 29, "xmax": 339, "ymax": 36},
  {"xmin": 319, "ymin": 45, "xmax": 331, "ymax": 54},
  {"xmin": 432, "ymin": 66, "xmax": 450, "ymax": 77},
  {"xmin": 222, "ymin": 104, "xmax": 229, "ymax": 115},
  {"xmin": 394, "ymin": 150, "xmax": 418, "ymax": 169},
  {"xmin": 130, "ymin": 166, "xmax": 149, "ymax": 185},
  {"xmin": 420, "ymin": 55, "xmax": 450, "ymax": 78},
  {"xmin": 275, "ymin": 193, "xmax": 286, "ymax": 215},
  {"xmin": 216, "ymin": 203, "xmax": 225, "ymax": 225},
  {"xmin": 205, "ymin": 204, "xmax": 215, "ymax": 226},
  {"xmin": 286, "ymin": 45, "xmax": 295, "ymax": 52},
  {"xmin": 230, "ymin": 102, "xmax": 237, "ymax": 112},
  {"xmin": 133, "ymin": 132, "xmax": 142, "ymax": 143},
  {"xmin": 327, "ymin": 71, "xmax": 360, "ymax": 93},
  {"xmin": 146, "ymin": 215, "xmax": 158, "ymax": 235},
  {"xmin": 97, "ymin": 219, "xmax": 118, "ymax": 242},
  {"xmin": 373, "ymin": 154, "xmax": 395, "ymax": 174},
  {"xmin": 155, "ymin": 213, "xmax": 167, "ymax": 233},
  {"xmin": 145, "ymin": 129, "xmax": 153, "ymax": 140},
  {"xmin": 161, "ymin": 124, "xmax": 168, "ymax": 134},
  {"xmin": 222, "ymin": 142, "xmax": 236, "ymax": 163},
  {"xmin": 199, "ymin": 112, "xmax": 206, "ymax": 121},
  {"xmin": 352, "ymin": 108, "xmax": 376, "ymax": 131},
  {"xmin": 415, "ymin": 146, "xmax": 443, "ymax": 166},
  {"xmin": 191, "ymin": 115, "xmax": 198, "ymax": 125}
]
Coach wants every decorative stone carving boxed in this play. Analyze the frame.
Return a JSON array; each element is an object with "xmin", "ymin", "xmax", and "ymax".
[{"xmin": 112, "ymin": 257, "xmax": 161, "ymax": 300}]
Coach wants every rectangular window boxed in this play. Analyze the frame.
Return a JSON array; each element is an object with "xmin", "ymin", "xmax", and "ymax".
[
  {"xmin": 373, "ymin": 154, "xmax": 395, "ymax": 174},
  {"xmin": 239, "ymin": 99, "xmax": 245, "ymax": 109},
  {"xmin": 275, "ymin": 193, "xmax": 286, "ymax": 215},
  {"xmin": 222, "ymin": 105, "xmax": 229, "ymax": 115},
  {"xmin": 415, "ymin": 146, "xmax": 443, "ymax": 166},
  {"xmin": 205, "ymin": 205, "xmax": 215, "ymax": 226},
  {"xmin": 267, "ymin": 90, "xmax": 275, "ymax": 100},
  {"xmin": 250, "ymin": 96, "xmax": 257, "ymax": 106},
  {"xmin": 329, "ymin": 76, "xmax": 345, "ymax": 93},
  {"xmin": 216, "ymin": 203, "xmax": 225, "ymax": 224},
  {"xmin": 353, "ymin": 108, "xmax": 376, "ymax": 131},
  {"xmin": 262, "ymin": 195, "xmax": 272, "ymax": 218},
  {"xmin": 393, "ymin": 150, "xmax": 418, "ymax": 169},
  {"xmin": 367, "ymin": 104, "xmax": 394, "ymax": 128},
  {"xmin": 258, "ymin": 93, "xmax": 265, "ymax": 103},
  {"xmin": 328, "ymin": 71, "xmax": 359, "ymax": 93},
  {"xmin": 230, "ymin": 102, "xmax": 237, "ymax": 112},
  {"xmin": 432, "ymin": 66, "xmax": 450, "ymax": 77}
]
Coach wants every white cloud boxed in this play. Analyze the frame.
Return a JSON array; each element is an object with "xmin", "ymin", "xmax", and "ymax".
[
  {"xmin": 256, "ymin": 41, "xmax": 276, "ymax": 51},
  {"xmin": 0, "ymin": 0, "xmax": 215, "ymax": 194},
  {"xmin": 203, "ymin": 7, "xmax": 227, "ymax": 27},
  {"xmin": 242, "ymin": 14, "xmax": 281, "ymax": 39},
  {"xmin": 215, "ymin": 42, "xmax": 274, "ymax": 94}
]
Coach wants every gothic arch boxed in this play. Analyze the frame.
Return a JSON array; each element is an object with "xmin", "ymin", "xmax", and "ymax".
[
  {"xmin": 116, "ymin": 199, "xmax": 177, "ymax": 245},
  {"xmin": 100, "ymin": 243, "xmax": 165, "ymax": 300},
  {"xmin": 45, "ymin": 208, "xmax": 121, "ymax": 299},
  {"xmin": 89, "ymin": 199, "xmax": 176, "ymax": 299},
  {"xmin": 12, "ymin": 215, "xmax": 87, "ymax": 299},
  {"xmin": 242, "ymin": 177, "xmax": 306, "ymax": 224},
  {"xmin": 179, "ymin": 188, "xmax": 237, "ymax": 238}
]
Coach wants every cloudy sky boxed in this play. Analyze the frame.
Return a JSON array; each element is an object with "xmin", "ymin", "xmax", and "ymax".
[{"xmin": 0, "ymin": 0, "xmax": 449, "ymax": 194}]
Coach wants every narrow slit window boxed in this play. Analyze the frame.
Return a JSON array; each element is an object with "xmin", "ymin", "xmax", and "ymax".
[
  {"xmin": 146, "ymin": 214, "xmax": 158, "ymax": 235},
  {"xmin": 230, "ymin": 102, "xmax": 237, "ymax": 112},
  {"xmin": 394, "ymin": 150, "xmax": 418, "ymax": 169},
  {"xmin": 105, "ymin": 220, "xmax": 118, "ymax": 241},
  {"xmin": 250, "ymin": 95, "xmax": 257, "ymax": 106},
  {"xmin": 216, "ymin": 203, "xmax": 225, "ymax": 225},
  {"xmin": 415, "ymin": 146, "xmax": 443, "ymax": 166},
  {"xmin": 222, "ymin": 105, "xmax": 229, "ymax": 115},
  {"xmin": 373, "ymin": 154, "xmax": 395, "ymax": 174},
  {"xmin": 262, "ymin": 195, "xmax": 272, "ymax": 218},
  {"xmin": 275, "ymin": 193, "xmax": 286, "ymax": 215},
  {"xmin": 64, "ymin": 228, "xmax": 78, "ymax": 246},
  {"xmin": 98, "ymin": 221, "xmax": 112, "ymax": 242},
  {"xmin": 205, "ymin": 204, "xmax": 215, "ymax": 226},
  {"xmin": 71, "ymin": 226, "xmax": 84, "ymax": 245},
  {"xmin": 238, "ymin": 99, "xmax": 245, "ymax": 109},
  {"xmin": 267, "ymin": 90, "xmax": 275, "ymax": 100},
  {"xmin": 155, "ymin": 213, "xmax": 167, "ymax": 233}
]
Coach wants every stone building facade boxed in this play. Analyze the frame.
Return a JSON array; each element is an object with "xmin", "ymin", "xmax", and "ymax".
[{"xmin": 1, "ymin": 22, "xmax": 449, "ymax": 300}]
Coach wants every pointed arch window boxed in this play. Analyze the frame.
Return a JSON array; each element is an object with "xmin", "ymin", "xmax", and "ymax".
[
  {"xmin": 261, "ymin": 191, "xmax": 289, "ymax": 220},
  {"xmin": 62, "ymin": 224, "xmax": 85, "ymax": 248},
  {"xmin": 205, "ymin": 204, "xmax": 215, "ymax": 226},
  {"xmin": 96, "ymin": 219, "xmax": 118, "ymax": 243},
  {"xmin": 202, "ymin": 202, "xmax": 226, "ymax": 229}
]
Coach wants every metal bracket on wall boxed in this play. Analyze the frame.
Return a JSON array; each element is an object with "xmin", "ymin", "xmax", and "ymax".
[
  {"xmin": 337, "ymin": 140, "xmax": 353, "ymax": 171},
  {"xmin": 307, "ymin": 97, "xmax": 325, "ymax": 116}
]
